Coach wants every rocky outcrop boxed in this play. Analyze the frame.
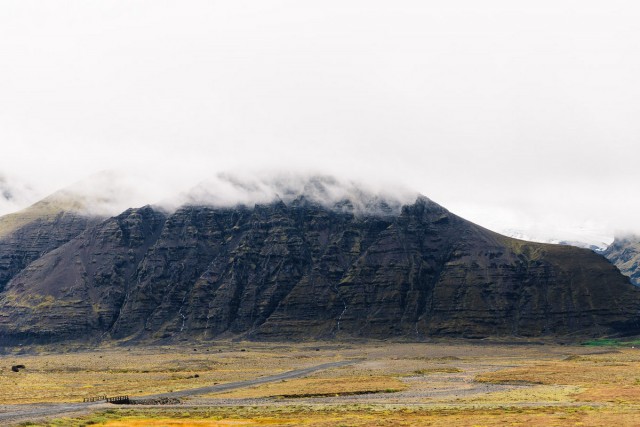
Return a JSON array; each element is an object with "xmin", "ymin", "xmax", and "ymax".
[
  {"xmin": 0, "ymin": 197, "xmax": 639, "ymax": 345},
  {"xmin": 0, "ymin": 194, "xmax": 101, "ymax": 293},
  {"xmin": 0, "ymin": 206, "xmax": 165, "ymax": 344},
  {"xmin": 603, "ymin": 235, "xmax": 640, "ymax": 287}
]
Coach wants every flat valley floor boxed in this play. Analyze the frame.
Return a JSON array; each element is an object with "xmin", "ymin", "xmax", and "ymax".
[{"xmin": 2, "ymin": 341, "xmax": 640, "ymax": 426}]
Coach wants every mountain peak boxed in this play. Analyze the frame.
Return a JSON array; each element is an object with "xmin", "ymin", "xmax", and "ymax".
[
  {"xmin": 177, "ymin": 172, "xmax": 419, "ymax": 217},
  {"xmin": 603, "ymin": 235, "xmax": 640, "ymax": 286}
]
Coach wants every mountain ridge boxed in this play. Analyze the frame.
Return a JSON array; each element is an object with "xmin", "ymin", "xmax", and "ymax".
[
  {"xmin": 1, "ymin": 194, "xmax": 638, "ymax": 346},
  {"xmin": 0, "ymin": 190, "xmax": 104, "ymax": 295},
  {"xmin": 603, "ymin": 235, "xmax": 640, "ymax": 287}
]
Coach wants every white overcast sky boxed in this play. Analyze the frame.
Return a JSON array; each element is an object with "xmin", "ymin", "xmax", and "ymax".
[{"xmin": 0, "ymin": 0, "xmax": 638, "ymax": 245}]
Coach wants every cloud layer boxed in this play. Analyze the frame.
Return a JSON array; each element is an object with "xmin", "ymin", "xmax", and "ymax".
[{"xmin": 0, "ymin": 1, "xmax": 638, "ymax": 245}]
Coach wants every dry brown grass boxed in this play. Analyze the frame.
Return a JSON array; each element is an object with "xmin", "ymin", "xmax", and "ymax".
[
  {"xmin": 574, "ymin": 385, "xmax": 640, "ymax": 403},
  {"xmin": 475, "ymin": 348, "xmax": 640, "ymax": 406},
  {"xmin": 477, "ymin": 360, "xmax": 640, "ymax": 387},
  {"xmin": 8, "ymin": 342, "xmax": 640, "ymax": 426},
  {"xmin": 102, "ymin": 420, "xmax": 271, "ymax": 426},
  {"xmin": 208, "ymin": 375, "xmax": 406, "ymax": 399},
  {"xmin": 43, "ymin": 406, "xmax": 640, "ymax": 427},
  {"xmin": 0, "ymin": 344, "xmax": 338, "ymax": 404}
]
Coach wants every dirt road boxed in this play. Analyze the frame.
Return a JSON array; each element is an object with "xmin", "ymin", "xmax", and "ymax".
[
  {"xmin": 144, "ymin": 359, "xmax": 358, "ymax": 399},
  {"xmin": 0, "ymin": 359, "xmax": 358, "ymax": 426}
]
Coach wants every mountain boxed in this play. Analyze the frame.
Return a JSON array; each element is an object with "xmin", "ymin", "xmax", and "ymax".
[
  {"xmin": 1, "ymin": 193, "xmax": 638, "ymax": 346},
  {"xmin": 502, "ymin": 229, "xmax": 611, "ymax": 252},
  {"xmin": 0, "ymin": 170, "xmax": 180, "ymax": 295},
  {"xmin": 603, "ymin": 235, "xmax": 640, "ymax": 287},
  {"xmin": 0, "ymin": 191, "xmax": 102, "ymax": 294}
]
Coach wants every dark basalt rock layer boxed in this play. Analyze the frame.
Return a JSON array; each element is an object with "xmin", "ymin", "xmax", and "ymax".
[
  {"xmin": 0, "ymin": 197, "xmax": 100, "ymax": 294},
  {"xmin": 603, "ymin": 235, "xmax": 640, "ymax": 287},
  {"xmin": 1, "ymin": 197, "xmax": 639, "ymax": 345}
]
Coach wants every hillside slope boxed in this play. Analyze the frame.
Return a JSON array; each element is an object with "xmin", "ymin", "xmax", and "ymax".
[
  {"xmin": 0, "ymin": 197, "xmax": 638, "ymax": 345},
  {"xmin": 0, "ymin": 192, "xmax": 101, "ymax": 293}
]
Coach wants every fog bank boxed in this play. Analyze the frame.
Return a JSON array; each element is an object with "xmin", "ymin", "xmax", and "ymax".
[{"xmin": 1, "ymin": 1, "xmax": 639, "ymax": 245}]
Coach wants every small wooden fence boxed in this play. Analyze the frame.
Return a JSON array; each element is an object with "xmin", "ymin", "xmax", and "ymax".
[
  {"xmin": 83, "ymin": 395, "xmax": 130, "ymax": 404},
  {"xmin": 83, "ymin": 395, "xmax": 107, "ymax": 403},
  {"xmin": 106, "ymin": 395, "xmax": 130, "ymax": 404}
]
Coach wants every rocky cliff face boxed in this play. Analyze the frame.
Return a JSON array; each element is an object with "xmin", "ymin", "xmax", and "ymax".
[
  {"xmin": 0, "ymin": 194, "xmax": 101, "ymax": 294},
  {"xmin": 1, "ymin": 197, "xmax": 639, "ymax": 345},
  {"xmin": 603, "ymin": 235, "xmax": 640, "ymax": 286}
]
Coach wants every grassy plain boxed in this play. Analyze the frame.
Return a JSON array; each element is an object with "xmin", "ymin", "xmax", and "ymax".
[
  {"xmin": 3, "ymin": 341, "xmax": 640, "ymax": 426},
  {"xmin": 0, "ymin": 343, "xmax": 336, "ymax": 404}
]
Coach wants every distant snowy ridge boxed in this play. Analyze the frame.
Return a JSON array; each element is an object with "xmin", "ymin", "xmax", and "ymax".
[{"xmin": 502, "ymin": 228, "xmax": 611, "ymax": 252}]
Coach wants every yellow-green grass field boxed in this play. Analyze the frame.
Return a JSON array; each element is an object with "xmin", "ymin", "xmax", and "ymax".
[{"xmin": 3, "ymin": 340, "xmax": 640, "ymax": 426}]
